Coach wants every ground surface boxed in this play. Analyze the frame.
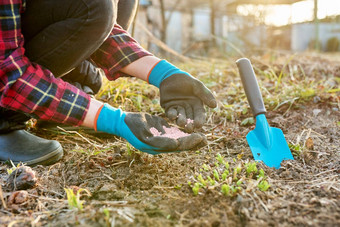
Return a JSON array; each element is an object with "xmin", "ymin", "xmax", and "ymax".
[{"xmin": 0, "ymin": 52, "xmax": 339, "ymax": 226}]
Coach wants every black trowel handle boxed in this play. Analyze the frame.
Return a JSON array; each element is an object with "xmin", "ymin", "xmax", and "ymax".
[{"xmin": 236, "ymin": 58, "xmax": 266, "ymax": 117}]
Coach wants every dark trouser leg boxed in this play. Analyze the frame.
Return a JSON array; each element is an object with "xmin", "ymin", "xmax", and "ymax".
[
  {"xmin": 62, "ymin": 0, "xmax": 139, "ymax": 94},
  {"xmin": 117, "ymin": 0, "xmax": 139, "ymax": 30},
  {"xmin": 22, "ymin": 0, "xmax": 117, "ymax": 76}
]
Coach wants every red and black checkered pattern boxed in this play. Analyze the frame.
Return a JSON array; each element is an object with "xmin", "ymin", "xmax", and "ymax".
[{"xmin": 91, "ymin": 24, "xmax": 152, "ymax": 80}]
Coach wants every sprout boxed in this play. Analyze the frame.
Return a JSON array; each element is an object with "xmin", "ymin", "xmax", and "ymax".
[
  {"xmin": 213, "ymin": 169, "xmax": 220, "ymax": 181},
  {"xmin": 221, "ymin": 184, "xmax": 230, "ymax": 196},
  {"xmin": 258, "ymin": 180, "xmax": 270, "ymax": 191},
  {"xmin": 192, "ymin": 183, "xmax": 200, "ymax": 195}
]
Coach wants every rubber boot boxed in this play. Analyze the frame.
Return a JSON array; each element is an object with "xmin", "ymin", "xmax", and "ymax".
[{"xmin": 0, "ymin": 130, "xmax": 63, "ymax": 166}]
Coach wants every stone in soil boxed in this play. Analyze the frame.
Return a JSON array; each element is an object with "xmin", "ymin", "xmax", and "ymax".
[{"xmin": 6, "ymin": 166, "xmax": 37, "ymax": 190}]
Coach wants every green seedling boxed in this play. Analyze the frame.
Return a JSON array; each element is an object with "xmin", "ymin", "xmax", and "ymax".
[
  {"xmin": 257, "ymin": 169, "xmax": 265, "ymax": 179},
  {"xmin": 233, "ymin": 165, "xmax": 242, "ymax": 180},
  {"xmin": 216, "ymin": 154, "xmax": 225, "ymax": 164},
  {"xmin": 245, "ymin": 162, "xmax": 258, "ymax": 175},
  {"xmin": 6, "ymin": 161, "xmax": 21, "ymax": 175},
  {"xmin": 187, "ymin": 181, "xmax": 192, "ymax": 187},
  {"xmin": 224, "ymin": 162, "xmax": 230, "ymax": 170},
  {"xmin": 214, "ymin": 162, "xmax": 220, "ymax": 168},
  {"xmin": 202, "ymin": 164, "xmax": 210, "ymax": 171},
  {"xmin": 174, "ymin": 184, "xmax": 182, "ymax": 190},
  {"xmin": 102, "ymin": 208, "xmax": 111, "ymax": 226},
  {"xmin": 241, "ymin": 117, "xmax": 255, "ymax": 126},
  {"xmin": 222, "ymin": 170, "xmax": 229, "ymax": 181},
  {"xmin": 258, "ymin": 180, "xmax": 270, "ymax": 191},
  {"xmin": 65, "ymin": 187, "xmax": 90, "ymax": 211},
  {"xmin": 192, "ymin": 183, "xmax": 200, "ymax": 196},
  {"xmin": 289, "ymin": 143, "xmax": 302, "ymax": 156},
  {"xmin": 197, "ymin": 174, "xmax": 207, "ymax": 187},
  {"xmin": 213, "ymin": 170, "xmax": 220, "ymax": 181},
  {"xmin": 236, "ymin": 178, "xmax": 243, "ymax": 186},
  {"xmin": 221, "ymin": 184, "xmax": 231, "ymax": 196},
  {"xmin": 231, "ymin": 186, "xmax": 241, "ymax": 194},
  {"xmin": 207, "ymin": 176, "xmax": 216, "ymax": 186}
]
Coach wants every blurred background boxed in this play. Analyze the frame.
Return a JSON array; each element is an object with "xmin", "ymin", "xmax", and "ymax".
[{"xmin": 129, "ymin": 0, "xmax": 340, "ymax": 58}]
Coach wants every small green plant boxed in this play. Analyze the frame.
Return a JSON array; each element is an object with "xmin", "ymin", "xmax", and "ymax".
[
  {"xmin": 174, "ymin": 184, "xmax": 182, "ymax": 190},
  {"xmin": 202, "ymin": 164, "xmax": 210, "ymax": 171},
  {"xmin": 192, "ymin": 183, "xmax": 200, "ymax": 196},
  {"xmin": 236, "ymin": 178, "xmax": 243, "ymax": 186},
  {"xmin": 224, "ymin": 161, "xmax": 230, "ymax": 170},
  {"xmin": 257, "ymin": 169, "xmax": 265, "ymax": 179},
  {"xmin": 213, "ymin": 170, "xmax": 220, "ymax": 181},
  {"xmin": 221, "ymin": 184, "xmax": 231, "ymax": 196},
  {"xmin": 222, "ymin": 170, "xmax": 229, "ymax": 181},
  {"xmin": 245, "ymin": 162, "xmax": 258, "ymax": 176},
  {"xmin": 197, "ymin": 174, "xmax": 207, "ymax": 187},
  {"xmin": 6, "ymin": 161, "xmax": 21, "ymax": 175},
  {"xmin": 216, "ymin": 154, "xmax": 225, "ymax": 164},
  {"xmin": 207, "ymin": 176, "xmax": 216, "ymax": 186},
  {"xmin": 102, "ymin": 208, "xmax": 111, "ymax": 226},
  {"xmin": 64, "ymin": 187, "xmax": 90, "ymax": 211},
  {"xmin": 258, "ymin": 180, "xmax": 270, "ymax": 191},
  {"xmin": 241, "ymin": 117, "xmax": 255, "ymax": 126},
  {"xmin": 289, "ymin": 143, "xmax": 302, "ymax": 156}
]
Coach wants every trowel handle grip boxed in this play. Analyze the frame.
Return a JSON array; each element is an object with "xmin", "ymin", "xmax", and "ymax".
[{"xmin": 236, "ymin": 58, "xmax": 266, "ymax": 117}]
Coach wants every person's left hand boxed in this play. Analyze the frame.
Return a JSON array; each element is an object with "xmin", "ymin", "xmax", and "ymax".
[
  {"xmin": 148, "ymin": 60, "xmax": 217, "ymax": 132},
  {"xmin": 159, "ymin": 74, "xmax": 217, "ymax": 132}
]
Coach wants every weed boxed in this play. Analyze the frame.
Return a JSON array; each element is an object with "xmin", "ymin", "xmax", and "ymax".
[
  {"xmin": 202, "ymin": 164, "xmax": 210, "ymax": 171},
  {"xmin": 216, "ymin": 153, "xmax": 225, "ymax": 164},
  {"xmin": 174, "ymin": 184, "xmax": 182, "ymax": 190},
  {"xmin": 257, "ymin": 169, "xmax": 265, "ymax": 179},
  {"xmin": 241, "ymin": 117, "xmax": 255, "ymax": 126},
  {"xmin": 188, "ymin": 155, "xmax": 271, "ymax": 197},
  {"xmin": 245, "ymin": 162, "xmax": 258, "ymax": 176},
  {"xmin": 221, "ymin": 184, "xmax": 231, "ymax": 196},
  {"xmin": 258, "ymin": 180, "xmax": 270, "ymax": 191},
  {"xmin": 192, "ymin": 183, "xmax": 200, "ymax": 196},
  {"xmin": 222, "ymin": 170, "xmax": 229, "ymax": 181},
  {"xmin": 213, "ymin": 169, "xmax": 220, "ymax": 181},
  {"xmin": 207, "ymin": 176, "xmax": 216, "ymax": 186},
  {"xmin": 6, "ymin": 161, "xmax": 21, "ymax": 175},
  {"xmin": 289, "ymin": 143, "xmax": 302, "ymax": 156},
  {"xmin": 64, "ymin": 187, "xmax": 90, "ymax": 211},
  {"xmin": 197, "ymin": 174, "xmax": 207, "ymax": 187}
]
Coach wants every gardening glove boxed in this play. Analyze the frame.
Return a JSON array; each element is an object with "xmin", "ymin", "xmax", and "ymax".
[
  {"xmin": 148, "ymin": 60, "xmax": 217, "ymax": 132},
  {"xmin": 95, "ymin": 104, "xmax": 207, "ymax": 154}
]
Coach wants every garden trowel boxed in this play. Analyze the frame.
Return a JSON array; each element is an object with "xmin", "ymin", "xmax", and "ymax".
[{"xmin": 236, "ymin": 58, "xmax": 294, "ymax": 169}]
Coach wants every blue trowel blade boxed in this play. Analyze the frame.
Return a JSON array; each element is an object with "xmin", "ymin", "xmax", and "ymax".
[{"xmin": 246, "ymin": 114, "xmax": 294, "ymax": 169}]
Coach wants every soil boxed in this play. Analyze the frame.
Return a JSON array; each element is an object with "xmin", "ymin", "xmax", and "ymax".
[{"xmin": 0, "ymin": 55, "xmax": 339, "ymax": 226}]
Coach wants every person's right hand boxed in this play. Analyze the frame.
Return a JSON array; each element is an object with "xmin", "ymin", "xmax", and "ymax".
[{"xmin": 95, "ymin": 104, "xmax": 207, "ymax": 154}]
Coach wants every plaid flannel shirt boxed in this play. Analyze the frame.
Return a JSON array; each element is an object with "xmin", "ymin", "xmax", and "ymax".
[{"xmin": 0, "ymin": 0, "xmax": 152, "ymax": 126}]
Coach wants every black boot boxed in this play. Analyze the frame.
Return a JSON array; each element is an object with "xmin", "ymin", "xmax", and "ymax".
[{"xmin": 0, "ymin": 109, "xmax": 63, "ymax": 166}]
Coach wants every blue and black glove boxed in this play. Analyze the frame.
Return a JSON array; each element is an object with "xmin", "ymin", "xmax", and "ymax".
[
  {"xmin": 148, "ymin": 60, "xmax": 217, "ymax": 132},
  {"xmin": 95, "ymin": 104, "xmax": 207, "ymax": 154}
]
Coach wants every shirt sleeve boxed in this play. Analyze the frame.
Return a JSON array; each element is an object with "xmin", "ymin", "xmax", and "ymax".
[
  {"xmin": 91, "ymin": 24, "xmax": 153, "ymax": 81},
  {"xmin": 0, "ymin": 0, "xmax": 90, "ymax": 126}
]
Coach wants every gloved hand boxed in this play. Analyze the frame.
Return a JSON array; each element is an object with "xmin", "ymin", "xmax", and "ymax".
[
  {"xmin": 148, "ymin": 60, "xmax": 217, "ymax": 132},
  {"xmin": 95, "ymin": 104, "xmax": 207, "ymax": 154}
]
